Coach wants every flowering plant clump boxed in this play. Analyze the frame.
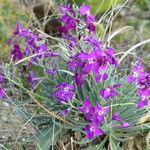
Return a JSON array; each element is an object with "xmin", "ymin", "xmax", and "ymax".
[{"xmin": 2, "ymin": 3, "xmax": 150, "ymax": 149}]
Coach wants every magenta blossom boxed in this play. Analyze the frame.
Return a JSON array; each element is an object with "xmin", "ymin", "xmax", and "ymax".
[
  {"xmin": 126, "ymin": 62, "xmax": 145, "ymax": 83},
  {"xmin": 95, "ymin": 73, "xmax": 108, "ymax": 82},
  {"xmin": 9, "ymin": 22, "xmax": 60, "ymax": 65},
  {"xmin": 112, "ymin": 112, "xmax": 122, "ymax": 121},
  {"xmin": 127, "ymin": 62, "xmax": 150, "ymax": 109},
  {"xmin": 0, "ymin": 75, "xmax": 4, "ymax": 83},
  {"xmin": 79, "ymin": 4, "xmax": 96, "ymax": 32},
  {"xmin": 74, "ymin": 73, "xmax": 84, "ymax": 87},
  {"xmin": 45, "ymin": 69, "xmax": 56, "ymax": 75},
  {"xmin": 100, "ymin": 84, "xmax": 122, "ymax": 99},
  {"xmin": 112, "ymin": 112, "xmax": 130, "ymax": 128},
  {"xmin": 79, "ymin": 99, "xmax": 110, "ymax": 139},
  {"xmin": 79, "ymin": 4, "xmax": 90, "ymax": 16},
  {"xmin": 60, "ymin": 4, "xmax": 71, "ymax": 13},
  {"xmin": 84, "ymin": 34, "xmax": 103, "ymax": 50},
  {"xmin": 0, "ymin": 88, "xmax": 6, "ymax": 98},
  {"xmin": 122, "ymin": 122, "xmax": 130, "ymax": 128},
  {"xmin": 137, "ymin": 98, "xmax": 148, "ymax": 109},
  {"xmin": 85, "ymin": 124, "xmax": 104, "ymax": 140},
  {"xmin": 11, "ymin": 44, "xmax": 23, "ymax": 61},
  {"xmin": 58, "ymin": 4, "xmax": 79, "ymax": 35},
  {"xmin": 79, "ymin": 99, "xmax": 95, "ymax": 121},
  {"xmin": 92, "ymin": 102, "xmax": 110, "ymax": 125},
  {"xmin": 67, "ymin": 47, "xmax": 118, "ymax": 86},
  {"xmin": 59, "ymin": 108, "xmax": 69, "ymax": 116},
  {"xmin": 27, "ymin": 70, "xmax": 41, "ymax": 89},
  {"xmin": 53, "ymin": 82, "xmax": 74, "ymax": 103},
  {"xmin": 87, "ymin": 23, "xmax": 96, "ymax": 32}
]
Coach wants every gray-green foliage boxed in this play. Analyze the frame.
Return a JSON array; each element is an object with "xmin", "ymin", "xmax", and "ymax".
[{"xmin": 3, "ymin": 44, "xmax": 150, "ymax": 150}]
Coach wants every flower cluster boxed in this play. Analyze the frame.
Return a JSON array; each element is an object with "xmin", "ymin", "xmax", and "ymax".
[
  {"xmin": 100, "ymin": 83, "xmax": 122, "ymax": 99},
  {"xmin": 58, "ymin": 3, "xmax": 95, "ymax": 35},
  {"xmin": 79, "ymin": 99, "xmax": 130, "ymax": 139},
  {"xmin": 79, "ymin": 99, "xmax": 109, "ymax": 139},
  {"xmin": 127, "ymin": 62, "xmax": 150, "ymax": 108},
  {"xmin": 9, "ymin": 23, "xmax": 60, "ymax": 63},
  {"xmin": 58, "ymin": 4, "xmax": 79, "ymax": 35},
  {"xmin": 58, "ymin": 4, "xmax": 118, "ymax": 86},
  {"xmin": 68, "ymin": 46, "xmax": 118, "ymax": 86},
  {"xmin": 52, "ymin": 82, "xmax": 75, "ymax": 103},
  {"xmin": 4, "ymin": 2, "xmax": 150, "ymax": 142},
  {"xmin": 8, "ymin": 23, "xmax": 60, "ymax": 89},
  {"xmin": 78, "ymin": 4, "xmax": 96, "ymax": 32},
  {"xmin": 27, "ymin": 70, "xmax": 42, "ymax": 90}
]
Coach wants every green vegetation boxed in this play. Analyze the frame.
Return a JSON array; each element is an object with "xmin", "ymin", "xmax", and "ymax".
[{"xmin": 0, "ymin": 0, "xmax": 28, "ymax": 60}]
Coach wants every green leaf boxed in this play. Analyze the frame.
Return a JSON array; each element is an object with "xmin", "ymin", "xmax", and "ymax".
[
  {"xmin": 92, "ymin": 136, "xmax": 108, "ymax": 150},
  {"xmin": 37, "ymin": 124, "xmax": 61, "ymax": 150},
  {"xmin": 72, "ymin": 137, "xmax": 93, "ymax": 144},
  {"xmin": 24, "ymin": 122, "xmax": 61, "ymax": 150}
]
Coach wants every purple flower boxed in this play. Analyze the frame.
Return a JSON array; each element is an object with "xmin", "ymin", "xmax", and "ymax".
[
  {"xmin": 126, "ymin": 62, "xmax": 145, "ymax": 83},
  {"xmin": 127, "ymin": 62, "xmax": 149, "ymax": 109},
  {"xmin": 93, "ymin": 102, "xmax": 109, "ymax": 124},
  {"xmin": 100, "ymin": 84, "xmax": 121, "ymax": 99},
  {"xmin": 0, "ymin": 88, "xmax": 5, "ymax": 98},
  {"xmin": 132, "ymin": 62, "xmax": 144, "ymax": 73},
  {"xmin": 0, "ymin": 75, "xmax": 4, "ymax": 83},
  {"xmin": 87, "ymin": 23, "xmax": 96, "ymax": 32},
  {"xmin": 13, "ymin": 22, "xmax": 21, "ymax": 35},
  {"xmin": 122, "ymin": 122, "xmax": 130, "ymax": 128},
  {"xmin": 86, "ymin": 14, "xmax": 95, "ymax": 24},
  {"xmin": 78, "ymin": 4, "xmax": 96, "ymax": 32},
  {"xmin": 60, "ymin": 4, "xmax": 71, "ymax": 13},
  {"xmin": 11, "ymin": 44, "xmax": 23, "ymax": 61},
  {"xmin": 112, "ymin": 112, "xmax": 130, "ymax": 129},
  {"xmin": 139, "ymin": 88, "xmax": 150, "ymax": 97},
  {"xmin": 74, "ymin": 73, "xmax": 83, "ymax": 87},
  {"xmin": 7, "ymin": 22, "xmax": 23, "ymax": 45},
  {"xmin": 137, "ymin": 98, "xmax": 148, "ymax": 109},
  {"xmin": 10, "ymin": 22, "xmax": 38, "ymax": 41},
  {"xmin": 57, "ymin": 26, "xmax": 68, "ymax": 35},
  {"xmin": 84, "ymin": 34, "xmax": 103, "ymax": 50},
  {"xmin": 79, "ymin": 99, "xmax": 95, "ymax": 121},
  {"xmin": 67, "ymin": 45, "xmax": 118, "ymax": 85},
  {"xmin": 81, "ymin": 49, "xmax": 105, "ymax": 74},
  {"xmin": 85, "ymin": 124, "xmax": 104, "ymax": 139},
  {"xmin": 79, "ymin": 99, "xmax": 91, "ymax": 113},
  {"xmin": 27, "ymin": 70, "xmax": 41, "ymax": 89},
  {"xmin": 126, "ymin": 75, "xmax": 136, "ymax": 83},
  {"xmin": 45, "ymin": 69, "xmax": 56, "ymax": 75},
  {"xmin": 105, "ymin": 48, "xmax": 118, "ymax": 67},
  {"xmin": 95, "ymin": 73, "xmax": 108, "ymax": 82},
  {"xmin": 24, "ymin": 47, "xmax": 30, "ymax": 56},
  {"xmin": 9, "ymin": 22, "xmax": 59, "ymax": 65},
  {"xmin": 112, "ymin": 112, "xmax": 122, "ymax": 121},
  {"xmin": 79, "ymin": 99, "xmax": 110, "ymax": 139},
  {"xmin": 58, "ymin": 12, "xmax": 79, "ymax": 35},
  {"xmin": 79, "ymin": 4, "xmax": 90, "ymax": 16},
  {"xmin": 53, "ymin": 82, "xmax": 74, "ymax": 103},
  {"xmin": 59, "ymin": 108, "xmax": 69, "ymax": 116}
]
